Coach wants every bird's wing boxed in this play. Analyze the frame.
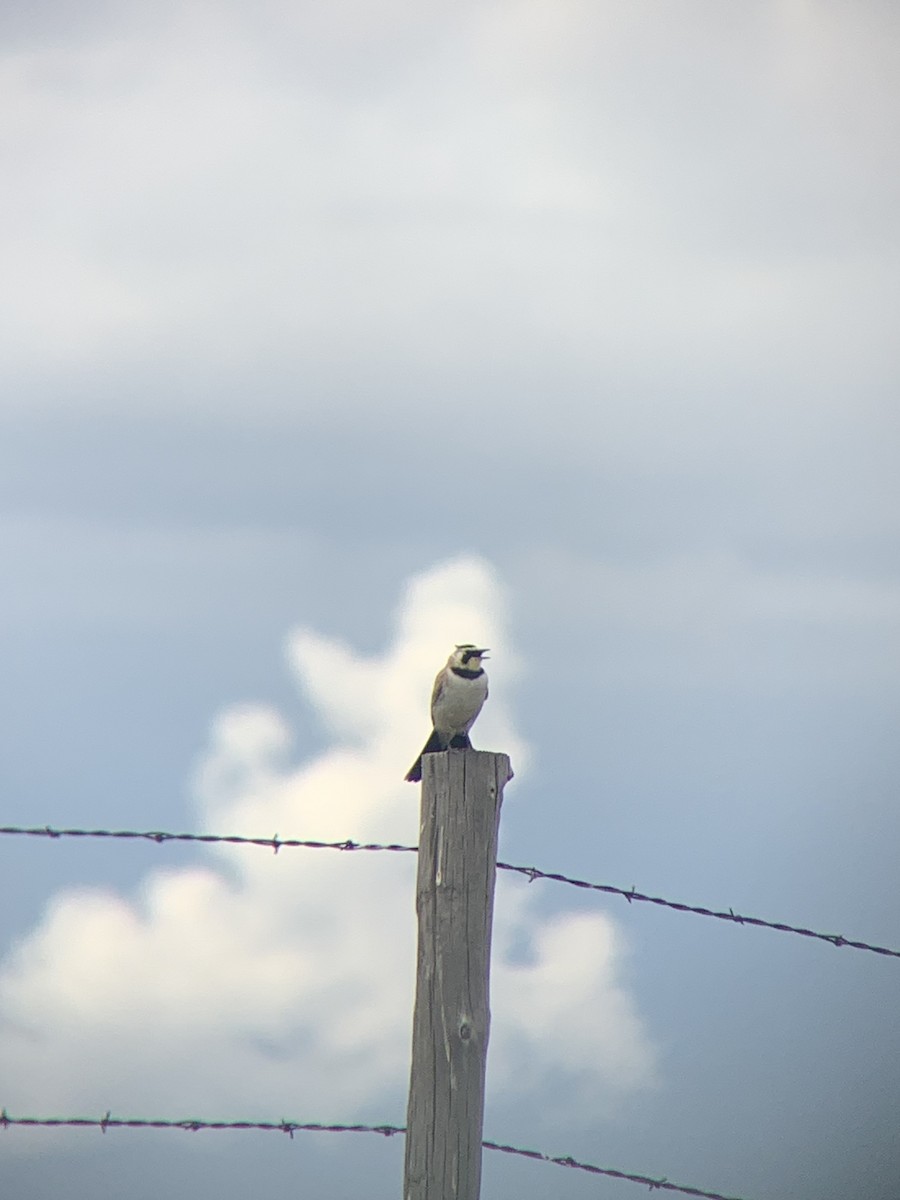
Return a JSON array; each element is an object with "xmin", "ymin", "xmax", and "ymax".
[{"xmin": 429, "ymin": 668, "xmax": 446, "ymax": 719}]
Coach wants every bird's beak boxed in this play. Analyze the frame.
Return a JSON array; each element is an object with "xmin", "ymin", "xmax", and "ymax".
[{"xmin": 478, "ymin": 649, "xmax": 490, "ymax": 658}]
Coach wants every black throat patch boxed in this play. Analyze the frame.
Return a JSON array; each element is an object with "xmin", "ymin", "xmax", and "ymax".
[{"xmin": 451, "ymin": 667, "xmax": 484, "ymax": 680}]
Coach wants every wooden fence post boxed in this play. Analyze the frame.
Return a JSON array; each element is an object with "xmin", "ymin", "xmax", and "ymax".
[{"xmin": 403, "ymin": 749, "xmax": 513, "ymax": 1200}]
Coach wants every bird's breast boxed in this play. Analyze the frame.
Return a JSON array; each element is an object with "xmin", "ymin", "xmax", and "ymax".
[{"xmin": 431, "ymin": 671, "xmax": 488, "ymax": 733}]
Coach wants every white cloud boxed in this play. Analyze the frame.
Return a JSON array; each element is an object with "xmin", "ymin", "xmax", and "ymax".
[
  {"xmin": 492, "ymin": 909, "xmax": 655, "ymax": 1098},
  {"xmin": 0, "ymin": 557, "xmax": 656, "ymax": 1134}
]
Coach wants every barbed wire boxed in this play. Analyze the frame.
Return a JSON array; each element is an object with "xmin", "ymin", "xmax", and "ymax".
[
  {"xmin": 2, "ymin": 823, "xmax": 898, "ymax": 961},
  {"xmin": 493, "ymin": 861, "xmax": 900, "ymax": 959},
  {"xmin": 0, "ymin": 1112, "xmax": 401, "ymax": 1138},
  {"xmin": 0, "ymin": 1112, "xmax": 748, "ymax": 1200},
  {"xmin": 481, "ymin": 1137, "xmax": 747, "ymax": 1199},
  {"xmin": 0, "ymin": 825, "xmax": 417, "ymax": 855}
]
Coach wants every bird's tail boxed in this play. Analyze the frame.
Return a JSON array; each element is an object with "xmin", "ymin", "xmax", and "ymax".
[{"xmin": 405, "ymin": 729, "xmax": 451, "ymax": 782}]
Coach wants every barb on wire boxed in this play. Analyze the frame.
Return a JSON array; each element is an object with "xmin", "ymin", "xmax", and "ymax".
[
  {"xmin": 0, "ymin": 1112, "xmax": 749, "ymax": 1200},
  {"xmin": 2, "ymin": 824, "xmax": 897, "ymax": 961}
]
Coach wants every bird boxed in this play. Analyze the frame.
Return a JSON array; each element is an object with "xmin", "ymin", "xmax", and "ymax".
[{"xmin": 405, "ymin": 645, "xmax": 490, "ymax": 782}]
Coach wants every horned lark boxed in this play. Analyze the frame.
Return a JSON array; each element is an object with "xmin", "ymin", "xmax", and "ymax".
[{"xmin": 405, "ymin": 645, "xmax": 489, "ymax": 782}]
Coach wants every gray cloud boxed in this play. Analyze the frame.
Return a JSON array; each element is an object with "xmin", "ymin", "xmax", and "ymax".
[{"xmin": 2, "ymin": 4, "xmax": 899, "ymax": 1197}]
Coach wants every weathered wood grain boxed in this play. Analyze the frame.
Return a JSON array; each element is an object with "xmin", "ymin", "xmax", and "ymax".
[{"xmin": 403, "ymin": 750, "xmax": 513, "ymax": 1200}]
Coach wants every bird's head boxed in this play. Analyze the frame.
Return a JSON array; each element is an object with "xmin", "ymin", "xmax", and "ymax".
[{"xmin": 450, "ymin": 644, "xmax": 489, "ymax": 670}]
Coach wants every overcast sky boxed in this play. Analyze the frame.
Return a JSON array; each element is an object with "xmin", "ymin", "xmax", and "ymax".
[{"xmin": 2, "ymin": 3, "xmax": 899, "ymax": 1199}]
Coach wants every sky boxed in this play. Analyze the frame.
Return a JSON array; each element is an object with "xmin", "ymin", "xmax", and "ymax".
[{"xmin": 1, "ymin": 2, "xmax": 899, "ymax": 1198}]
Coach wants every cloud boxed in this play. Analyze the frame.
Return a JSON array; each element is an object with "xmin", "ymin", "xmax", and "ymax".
[
  {"xmin": 0, "ymin": 557, "xmax": 656, "ymax": 1135},
  {"xmin": 3, "ymin": 0, "xmax": 898, "ymax": 461}
]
